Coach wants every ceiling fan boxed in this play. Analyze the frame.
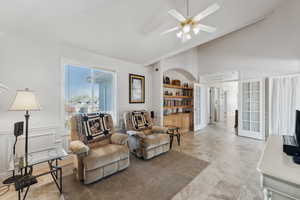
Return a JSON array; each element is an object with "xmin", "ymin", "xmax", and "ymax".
[{"xmin": 161, "ymin": 0, "xmax": 220, "ymax": 42}]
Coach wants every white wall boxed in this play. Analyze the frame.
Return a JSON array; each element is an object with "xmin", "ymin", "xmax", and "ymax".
[
  {"xmin": 150, "ymin": 63, "xmax": 163, "ymax": 126},
  {"xmin": 0, "ymin": 34, "xmax": 152, "ymax": 130},
  {"xmin": 161, "ymin": 48, "xmax": 199, "ymax": 81},
  {"xmin": 0, "ymin": 33, "xmax": 152, "ymax": 175},
  {"xmin": 197, "ymin": 0, "xmax": 300, "ymax": 79}
]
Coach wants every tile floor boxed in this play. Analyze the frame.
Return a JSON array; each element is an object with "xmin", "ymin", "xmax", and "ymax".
[{"xmin": 172, "ymin": 123, "xmax": 265, "ymax": 200}]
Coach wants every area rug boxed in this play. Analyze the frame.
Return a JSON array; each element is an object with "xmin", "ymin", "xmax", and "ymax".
[{"xmin": 50, "ymin": 151, "xmax": 208, "ymax": 200}]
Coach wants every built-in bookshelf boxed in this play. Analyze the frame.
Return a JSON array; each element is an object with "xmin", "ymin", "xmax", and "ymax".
[{"xmin": 163, "ymin": 80, "xmax": 194, "ymax": 132}]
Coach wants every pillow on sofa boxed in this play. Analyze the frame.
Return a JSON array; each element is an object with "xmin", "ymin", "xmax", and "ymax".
[
  {"xmin": 81, "ymin": 113, "xmax": 112, "ymax": 143},
  {"xmin": 131, "ymin": 111, "xmax": 152, "ymax": 130}
]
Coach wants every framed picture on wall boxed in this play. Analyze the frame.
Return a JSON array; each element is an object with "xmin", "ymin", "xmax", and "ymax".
[{"xmin": 129, "ymin": 74, "xmax": 145, "ymax": 104}]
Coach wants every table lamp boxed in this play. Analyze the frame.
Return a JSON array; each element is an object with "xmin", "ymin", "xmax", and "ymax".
[{"xmin": 9, "ymin": 88, "xmax": 41, "ymax": 173}]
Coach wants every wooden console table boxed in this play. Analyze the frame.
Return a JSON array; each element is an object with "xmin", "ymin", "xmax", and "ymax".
[{"xmin": 257, "ymin": 136, "xmax": 300, "ymax": 200}]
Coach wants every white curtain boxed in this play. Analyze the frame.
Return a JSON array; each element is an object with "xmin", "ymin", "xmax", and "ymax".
[{"xmin": 269, "ymin": 75, "xmax": 300, "ymax": 136}]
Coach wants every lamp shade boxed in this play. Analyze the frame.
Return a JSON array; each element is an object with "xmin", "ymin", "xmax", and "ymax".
[
  {"xmin": 9, "ymin": 88, "xmax": 41, "ymax": 111},
  {"xmin": 0, "ymin": 83, "xmax": 8, "ymax": 94}
]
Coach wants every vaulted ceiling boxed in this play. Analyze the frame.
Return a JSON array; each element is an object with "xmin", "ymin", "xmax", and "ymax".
[{"xmin": 0, "ymin": 0, "xmax": 283, "ymax": 65}]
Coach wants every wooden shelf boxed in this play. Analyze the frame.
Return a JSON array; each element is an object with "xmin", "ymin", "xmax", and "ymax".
[
  {"xmin": 164, "ymin": 112, "xmax": 192, "ymax": 116},
  {"xmin": 163, "ymin": 105, "xmax": 193, "ymax": 109},
  {"xmin": 163, "ymin": 84, "xmax": 193, "ymax": 90},
  {"xmin": 164, "ymin": 95, "xmax": 193, "ymax": 99}
]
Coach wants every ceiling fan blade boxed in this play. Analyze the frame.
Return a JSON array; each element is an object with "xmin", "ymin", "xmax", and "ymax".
[
  {"xmin": 197, "ymin": 24, "xmax": 217, "ymax": 33},
  {"xmin": 161, "ymin": 27, "xmax": 179, "ymax": 35},
  {"xmin": 168, "ymin": 9, "xmax": 186, "ymax": 22},
  {"xmin": 193, "ymin": 3, "xmax": 220, "ymax": 22}
]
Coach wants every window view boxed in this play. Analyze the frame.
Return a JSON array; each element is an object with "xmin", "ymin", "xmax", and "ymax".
[{"xmin": 64, "ymin": 65, "xmax": 116, "ymax": 129}]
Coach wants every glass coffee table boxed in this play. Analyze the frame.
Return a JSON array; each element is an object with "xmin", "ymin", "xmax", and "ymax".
[{"xmin": 9, "ymin": 147, "xmax": 68, "ymax": 200}]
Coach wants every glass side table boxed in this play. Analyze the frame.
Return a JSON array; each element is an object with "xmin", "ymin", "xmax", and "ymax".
[{"xmin": 9, "ymin": 147, "xmax": 68, "ymax": 200}]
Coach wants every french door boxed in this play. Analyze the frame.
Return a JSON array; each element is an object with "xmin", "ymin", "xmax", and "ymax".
[
  {"xmin": 194, "ymin": 83, "xmax": 207, "ymax": 131},
  {"xmin": 238, "ymin": 79, "xmax": 265, "ymax": 140}
]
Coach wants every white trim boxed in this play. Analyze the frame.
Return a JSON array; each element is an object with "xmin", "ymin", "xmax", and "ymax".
[
  {"xmin": 61, "ymin": 57, "xmax": 117, "ymax": 73},
  {"xmin": 268, "ymin": 73, "xmax": 300, "ymax": 79},
  {"xmin": 0, "ymin": 125, "xmax": 60, "ymax": 135},
  {"xmin": 17, "ymin": 132, "xmax": 54, "ymax": 139}
]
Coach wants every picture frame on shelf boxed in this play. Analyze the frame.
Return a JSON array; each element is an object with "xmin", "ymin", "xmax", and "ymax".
[{"xmin": 129, "ymin": 74, "xmax": 145, "ymax": 104}]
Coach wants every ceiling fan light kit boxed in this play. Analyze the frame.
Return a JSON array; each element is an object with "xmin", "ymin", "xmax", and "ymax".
[{"xmin": 162, "ymin": 1, "xmax": 220, "ymax": 42}]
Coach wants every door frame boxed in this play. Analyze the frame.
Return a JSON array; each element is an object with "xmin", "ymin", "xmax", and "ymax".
[{"xmin": 194, "ymin": 83, "xmax": 208, "ymax": 131}]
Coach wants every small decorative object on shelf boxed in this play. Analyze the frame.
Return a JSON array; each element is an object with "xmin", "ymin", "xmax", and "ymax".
[
  {"xmin": 163, "ymin": 76, "xmax": 171, "ymax": 84},
  {"xmin": 172, "ymin": 79, "xmax": 181, "ymax": 86}
]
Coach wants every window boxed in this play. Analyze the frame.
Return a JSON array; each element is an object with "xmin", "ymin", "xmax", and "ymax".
[{"xmin": 64, "ymin": 65, "xmax": 116, "ymax": 128}]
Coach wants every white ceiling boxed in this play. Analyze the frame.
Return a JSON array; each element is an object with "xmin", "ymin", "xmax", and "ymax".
[{"xmin": 0, "ymin": 0, "xmax": 283, "ymax": 65}]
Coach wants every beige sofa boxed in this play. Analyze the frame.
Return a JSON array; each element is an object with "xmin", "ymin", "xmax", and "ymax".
[
  {"xmin": 69, "ymin": 113, "xmax": 129, "ymax": 184},
  {"xmin": 123, "ymin": 110, "xmax": 170, "ymax": 160}
]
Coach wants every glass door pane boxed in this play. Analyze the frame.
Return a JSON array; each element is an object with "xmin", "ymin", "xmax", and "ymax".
[
  {"xmin": 243, "ymin": 121, "xmax": 250, "ymax": 131},
  {"xmin": 64, "ymin": 65, "xmax": 93, "ymax": 128},
  {"xmin": 241, "ymin": 81, "xmax": 260, "ymax": 132},
  {"xmin": 93, "ymin": 69, "xmax": 115, "ymax": 116},
  {"xmin": 251, "ymin": 122, "xmax": 260, "ymax": 132},
  {"xmin": 239, "ymin": 80, "xmax": 262, "ymax": 138}
]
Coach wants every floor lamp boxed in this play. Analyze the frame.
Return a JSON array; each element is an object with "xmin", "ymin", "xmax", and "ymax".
[{"xmin": 9, "ymin": 88, "xmax": 41, "ymax": 175}]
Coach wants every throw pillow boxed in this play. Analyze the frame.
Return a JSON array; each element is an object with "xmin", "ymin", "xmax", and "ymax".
[
  {"xmin": 131, "ymin": 111, "xmax": 152, "ymax": 130},
  {"xmin": 81, "ymin": 113, "xmax": 112, "ymax": 143}
]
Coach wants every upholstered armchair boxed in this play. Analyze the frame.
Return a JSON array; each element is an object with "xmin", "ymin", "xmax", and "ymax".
[
  {"xmin": 123, "ymin": 110, "xmax": 170, "ymax": 160},
  {"xmin": 69, "ymin": 113, "xmax": 129, "ymax": 184}
]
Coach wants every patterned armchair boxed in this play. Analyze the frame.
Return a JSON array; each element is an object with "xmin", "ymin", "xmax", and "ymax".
[
  {"xmin": 123, "ymin": 110, "xmax": 170, "ymax": 160},
  {"xmin": 69, "ymin": 113, "xmax": 129, "ymax": 184}
]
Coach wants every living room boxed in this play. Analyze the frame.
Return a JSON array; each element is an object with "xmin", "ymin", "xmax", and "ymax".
[{"xmin": 1, "ymin": 0, "xmax": 300, "ymax": 199}]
